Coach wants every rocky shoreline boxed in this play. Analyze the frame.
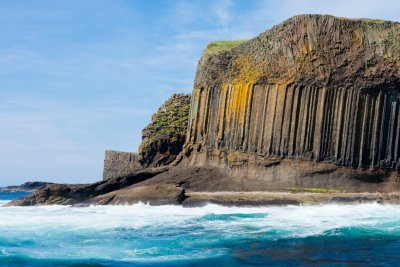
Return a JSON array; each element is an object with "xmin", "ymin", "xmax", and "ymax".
[
  {"xmin": 6, "ymin": 162, "xmax": 400, "ymax": 207},
  {"xmin": 6, "ymin": 186, "xmax": 400, "ymax": 207}
]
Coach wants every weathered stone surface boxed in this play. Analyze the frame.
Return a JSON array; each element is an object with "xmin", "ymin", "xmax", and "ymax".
[
  {"xmin": 103, "ymin": 150, "xmax": 141, "ymax": 181},
  {"xmin": 188, "ymin": 15, "xmax": 400, "ymax": 172},
  {"xmin": 139, "ymin": 93, "xmax": 191, "ymax": 167}
]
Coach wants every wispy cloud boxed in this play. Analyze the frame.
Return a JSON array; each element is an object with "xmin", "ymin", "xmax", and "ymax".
[{"xmin": 213, "ymin": 0, "xmax": 234, "ymax": 27}]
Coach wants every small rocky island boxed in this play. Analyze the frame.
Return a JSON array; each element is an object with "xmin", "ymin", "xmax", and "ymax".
[{"xmin": 8, "ymin": 15, "xmax": 400, "ymax": 206}]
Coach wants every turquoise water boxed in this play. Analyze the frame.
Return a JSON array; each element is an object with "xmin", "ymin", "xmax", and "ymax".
[
  {"xmin": 1, "ymin": 192, "xmax": 400, "ymax": 266},
  {"xmin": 0, "ymin": 191, "xmax": 30, "ymax": 201}
]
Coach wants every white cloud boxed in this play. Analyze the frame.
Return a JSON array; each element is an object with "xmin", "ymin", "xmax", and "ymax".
[{"xmin": 213, "ymin": 0, "xmax": 234, "ymax": 27}]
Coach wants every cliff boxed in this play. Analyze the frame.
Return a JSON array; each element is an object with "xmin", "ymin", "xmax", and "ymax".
[
  {"xmin": 188, "ymin": 15, "xmax": 400, "ymax": 170},
  {"xmin": 102, "ymin": 151, "xmax": 140, "ymax": 180},
  {"xmin": 139, "ymin": 93, "xmax": 191, "ymax": 167}
]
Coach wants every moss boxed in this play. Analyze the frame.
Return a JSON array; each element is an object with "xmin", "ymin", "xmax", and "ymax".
[
  {"xmin": 338, "ymin": 17, "xmax": 387, "ymax": 24},
  {"xmin": 140, "ymin": 94, "xmax": 191, "ymax": 150},
  {"xmin": 204, "ymin": 40, "xmax": 247, "ymax": 56},
  {"xmin": 289, "ymin": 188, "xmax": 346, "ymax": 194}
]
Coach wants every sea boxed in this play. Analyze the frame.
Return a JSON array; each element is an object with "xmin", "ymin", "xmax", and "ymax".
[{"xmin": 0, "ymin": 191, "xmax": 400, "ymax": 266}]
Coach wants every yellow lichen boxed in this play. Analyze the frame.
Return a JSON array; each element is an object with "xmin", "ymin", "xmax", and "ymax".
[
  {"xmin": 232, "ymin": 55, "xmax": 263, "ymax": 84},
  {"xmin": 217, "ymin": 84, "xmax": 229, "ymax": 141},
  {"xmin": 352, "ymin": 29, "xmax": 363, "ymax": 47}
]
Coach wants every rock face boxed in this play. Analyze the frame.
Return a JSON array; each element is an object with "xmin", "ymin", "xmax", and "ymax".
[
  {"xmin": 188, "ymin": 15, "xmax": 400, "ymax": 172},
  {"xmin": 139, "ymin": 93, "xmax": 191, "ymax": 167},
  {"xmin": 103, "ymin": 151, "xmax": 141, "ymax": 180}
]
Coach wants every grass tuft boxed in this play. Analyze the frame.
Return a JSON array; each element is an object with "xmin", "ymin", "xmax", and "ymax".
[
  {"xmin": 289, "ymin": 188, "xmax": 346, "ymax": 194},
  {"xmin": 204, "ymin": 40, "xmax": 247, "ymax": 56}
]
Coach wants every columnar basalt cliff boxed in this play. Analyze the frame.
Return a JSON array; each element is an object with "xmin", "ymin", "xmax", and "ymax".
[{"xmin": 187, "ymin": 15, "xmax": 400, "ymax": 174}]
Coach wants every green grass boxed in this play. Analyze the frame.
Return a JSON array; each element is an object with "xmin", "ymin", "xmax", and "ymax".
[
  {"xmin": 336, "ymin": 16, "xmax": 387, "ymax": 24},
  {"xmin": 289, "ymin": 188, "xmax": 346, "ymax": 194},
  {"xmin": 204, "ymin": 40, "xmax": 247, "ymax": 56}
]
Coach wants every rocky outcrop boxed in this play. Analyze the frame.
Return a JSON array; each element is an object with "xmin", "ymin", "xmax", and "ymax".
[
  {"xmin": 187, "ymin": 15, "xmax": 400, "ymax": 174},
  {"xmin": 0, "ymin": 182, "xmax": 54, "ymax": 192},
  {"xmin": 139, "ymin": 93, "xmax": 191, "ymax": 167},
  {"xmin": 6, "ymin": 168, "xmax": 168, "ymax": 206},
  {"xmin": 101, "ymin": 94, "xmax": 191, "ymax": 180},
  {"xmin": 103, "ymin": 151, "xmax": 141, "ymax": 180}
]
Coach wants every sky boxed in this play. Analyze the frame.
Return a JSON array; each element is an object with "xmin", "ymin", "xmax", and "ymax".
[{"xmin": 1, "ymin": 0, "xmax": 399, "ymax": 186}]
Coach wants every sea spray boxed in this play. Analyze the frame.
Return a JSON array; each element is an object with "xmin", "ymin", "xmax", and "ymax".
[{"xmin": 1, "ymin": 200, "xmax": 400, "ymax": 266}]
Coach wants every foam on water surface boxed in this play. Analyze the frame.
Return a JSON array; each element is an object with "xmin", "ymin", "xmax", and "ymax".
[{"xmin": 0, "ymin": 193, "xmax": 400, "ymax": 266}]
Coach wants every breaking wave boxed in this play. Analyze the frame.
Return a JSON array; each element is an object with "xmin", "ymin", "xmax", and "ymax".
[{"xmin": 1, "ymin": 195, "xmax": 400, "ymax": 266}]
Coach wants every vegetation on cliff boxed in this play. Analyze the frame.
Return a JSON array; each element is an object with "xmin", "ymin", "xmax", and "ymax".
[
  {"xmin": 139, "ymin": 93, "xmax": 191, "ymax": 167},
  {"xmin": 203, "ymin": 40, "xmax": 246, "ymax": 56}
]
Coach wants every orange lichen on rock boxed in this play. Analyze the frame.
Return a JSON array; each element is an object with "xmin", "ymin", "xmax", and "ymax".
[
  {"xmin": 352, "ymin": 29, "xmax": 363, "ymax": 47},
  {"xmin": 232, "ymin": 55, "xmax": 263, "ymax": 84}
]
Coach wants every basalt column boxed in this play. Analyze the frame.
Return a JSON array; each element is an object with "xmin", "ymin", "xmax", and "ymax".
[{"xmin": 188, "ymin": 83, "xmax": 400, "ymax": 169}]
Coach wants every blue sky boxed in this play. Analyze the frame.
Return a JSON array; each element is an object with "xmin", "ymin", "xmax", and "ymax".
[{"xmin": 1, "ymin": 0, "xmax": 399, "ymax": 186}]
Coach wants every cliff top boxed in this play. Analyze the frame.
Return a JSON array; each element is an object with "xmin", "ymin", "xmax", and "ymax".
[
  {"xmin": 141, "ymin": 93, "xmax": 191, "ymax": 142},
  {"xmin": 138, "ymin": 93, "xmax": 191, "ymax": 167},
  {"xmin": 203, "ymin": 40, "xmax": 246, "ymax": 56},
  {"xmin": 195, "ymin": 14, "xmax": 400, "ymax": 90}
]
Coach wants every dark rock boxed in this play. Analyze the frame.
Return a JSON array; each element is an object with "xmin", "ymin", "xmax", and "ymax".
[
  {"xmin": 0, "ymin": 181, "xmax": 55, "ymax": 192},
  {"xmin": 102, "ymin": 150, "xmax": 141, "ymax": 180},
  {"xmin": 139, "ymin": 93, "xmax": 191, "ymax": 167},
  {"xmin": 6, "ymin": 168, "xmax": 167, "ymax": 206}
]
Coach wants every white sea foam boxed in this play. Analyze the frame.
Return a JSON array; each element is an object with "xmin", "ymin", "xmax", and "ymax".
[
  {"xmin": 0, "ymin": 203, "xmax": 399, "ymax": 236},
  {"xmin": 0, "ymin": 200, "xmax": 9, "ymax": 206},
  {"xmin": 1, "ymin": 203, "xmax": 400, "ymax": 262}
]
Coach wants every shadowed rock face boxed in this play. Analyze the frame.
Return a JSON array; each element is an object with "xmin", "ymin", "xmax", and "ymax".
[
  {"xmin": 139, "ymin": 93, "xmax": 191, "ymax": 167},
  {"xmin": 188, "ymin": 14, "xmax": 400, "ymax": 170}
]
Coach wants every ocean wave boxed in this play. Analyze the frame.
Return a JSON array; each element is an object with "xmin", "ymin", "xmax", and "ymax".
[
  {"xmin": 0, "ymin": 200, "xmax": 9, "ymax": 206},
  {"xmin": 1, "ymin": 203, "xmax": 400, "ymax": 265}
]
